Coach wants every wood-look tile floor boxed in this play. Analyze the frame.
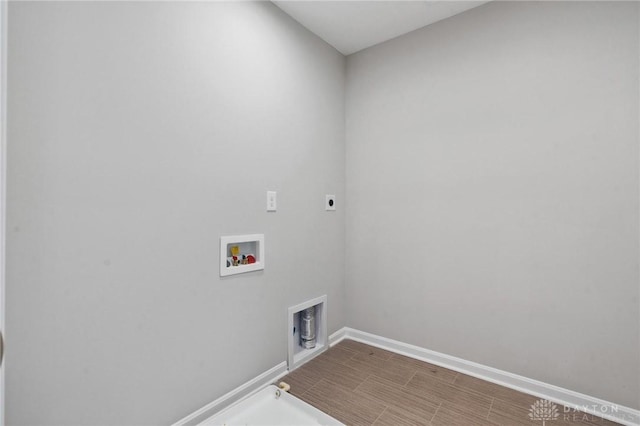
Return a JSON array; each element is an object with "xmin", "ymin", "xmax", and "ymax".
[{"xmin": 279, "ymin": 340, "xmax": 620, "ymax": 426}]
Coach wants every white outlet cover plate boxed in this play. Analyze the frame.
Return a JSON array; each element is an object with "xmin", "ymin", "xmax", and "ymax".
[
  {"xmin": 326, "ymin": 194, "xmax": 336, "ymax": 211},
  {"xmin": 267, "ymin": 191, "xmax": 277, "ymax": 212}
]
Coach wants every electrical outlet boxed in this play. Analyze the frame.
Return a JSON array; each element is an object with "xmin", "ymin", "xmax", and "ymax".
[
  {"xmin": 326, "ymin": 194, "xmax": 336, "ymax": 211},
  {"xmin": 267, "ymin": 191, "xmax": 277, "ymax": 212}
]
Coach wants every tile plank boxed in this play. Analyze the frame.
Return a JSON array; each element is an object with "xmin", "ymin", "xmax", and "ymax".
[
  {"xmin": 338, "ymin": 340, "xmax": 394, "ymax": 360},
  {"xmin": 356, "ymin": 375, "xmax": 439, "ymax": 425},
  {"xmin": 488, "ymin": 397, "xmax": 533, "ymax": 425},
  {"xmin": 454, "ymin": 373, "xmax": 538, "ymax": 408},
  {"xmin": 431, "ymin": 402, "xmax": 498, "ymax": 426},
  {"xmin": 346, "ymin": 352, "xmax": 417, "ymax": 386},
  {"xmin": 373, "ymin": 406, "xmax": 434, "ymax": 426},
  {"xmin": 318, "ymin": 345, "xmax": 359, "ymax": 365},
  {"xmin": 303, "ymin": 354, "xmax": 371, "ymax": 390},
  {"xmin": 406, "ymin": 371, "xmax": 493, "ymax": 418},
  {"xmin": 305, "ymin": 379, "xmax": 387, "ymax": 425},
  {"xmin": 389, "ymin": 353, "xmax": 458, "ymax": 384}
]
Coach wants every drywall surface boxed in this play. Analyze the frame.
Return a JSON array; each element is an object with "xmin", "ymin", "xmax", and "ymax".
[
  {"xmin": 346, "ymin": 1, "xmax": 639, "ymax": 409},
  {"xmin": 7, "ymin": 2, "xmax": 345, "ymax": 424}
]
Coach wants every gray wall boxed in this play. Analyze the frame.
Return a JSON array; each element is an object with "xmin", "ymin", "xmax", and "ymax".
[
  {"xmin": 345, "ymin": 1, "xmax": 639, "ymax": 409},
  {"xmin": 7, "ymin": 2, "xmax": 345, "ymax": 424},
  {"xmin": 7, "ymin": 0, "xmax": 639, "ymax": 424}
]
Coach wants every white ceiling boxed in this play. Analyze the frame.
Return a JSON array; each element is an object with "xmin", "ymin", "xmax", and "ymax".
[{"xmin": 273, "ymin": 1, "xmax": 490, "ymax": 56}]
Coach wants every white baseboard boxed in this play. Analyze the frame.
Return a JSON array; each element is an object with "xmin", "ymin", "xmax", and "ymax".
[
  {"xmin": 337, "ymin": 327, "xmax": 639, "ymax": 426},
  {"xmin": 171, "ymin": 361, "xmax": 288, "ymax": 426},
  {"xmin": 329, "ymin": 327, "xmax": 347, "ymax": 346}
]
